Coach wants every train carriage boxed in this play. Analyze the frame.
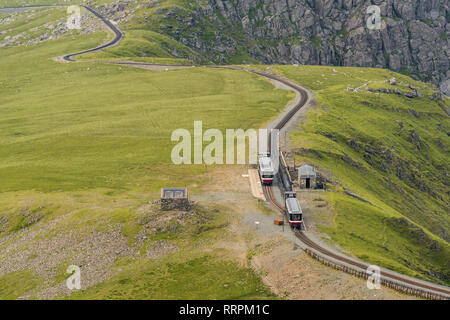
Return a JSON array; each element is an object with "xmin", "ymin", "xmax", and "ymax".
[
  {"xmin": 285, "ymin": 192, "xmax": 303, "ymax": 229},
  {"xmin": 258, "ymin": 152, "xmax": 274, "ymax": 185}
]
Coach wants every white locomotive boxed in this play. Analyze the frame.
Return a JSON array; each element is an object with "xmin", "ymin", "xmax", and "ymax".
[
  {"xmin": 285, "ymin": 192, "xmax": 303, "ymax": 229},
  {"xmin": 258, "ymin": 152, "xmax": 274, "ymax": 185}
]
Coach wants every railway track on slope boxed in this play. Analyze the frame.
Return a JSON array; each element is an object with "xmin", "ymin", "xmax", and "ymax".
[
  {"xmin": 265, "ymin": 186, "xmax": 450, "ymax": 299},
  {"xmin": 252, "ymin": 71, "xmax": 450, "ymax": 300},
  {"xmin": 2, "ymin": 4, "xmax": 449, "ymax": 300}
]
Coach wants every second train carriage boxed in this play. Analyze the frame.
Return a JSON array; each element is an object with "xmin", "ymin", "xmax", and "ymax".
[
  {"xmin": 258, "ymin": 152, "xmax": 274, "ymax": 185},
  {"xmin": 285, "ymin": 192, "xmax": 303, "ymax": 229}
]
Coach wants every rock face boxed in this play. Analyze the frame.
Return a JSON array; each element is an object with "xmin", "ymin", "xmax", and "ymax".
[{"xmin": 156, "ymin": 0, "xmax": 450, "ymax": 94}]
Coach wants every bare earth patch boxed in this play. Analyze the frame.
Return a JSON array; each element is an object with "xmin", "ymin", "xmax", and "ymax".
[{"xmin": 251, "ymin": 236, "xmax": 415, "ymax": 300}]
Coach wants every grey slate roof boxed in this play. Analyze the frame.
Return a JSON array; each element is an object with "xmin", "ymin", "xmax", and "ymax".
[{"xmin": 298, "ymin": 165, "xmax": 316, "ymax": 178}]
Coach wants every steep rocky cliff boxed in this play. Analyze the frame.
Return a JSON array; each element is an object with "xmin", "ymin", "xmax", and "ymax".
[{"xmin": 149, "ymin": 0, "xmax": 449, "ymax": 95}]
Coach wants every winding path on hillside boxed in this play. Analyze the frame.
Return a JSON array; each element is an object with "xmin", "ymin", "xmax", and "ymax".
[
  {"xmin": 62, "ymin": 5, "xmax": 123, "ymax": 61},
  {"xmin": 2, "ymin": 4, "xmax": 449, "ymax": 300}
]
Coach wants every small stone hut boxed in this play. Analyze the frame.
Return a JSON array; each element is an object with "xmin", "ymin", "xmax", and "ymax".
[
  {"xmin": 160, "ymin": 188, "xmax": 192, "ymax": 211},
  {"xmin": 298, "ymin": 165, "xmax": 317, "ymax": 189}
]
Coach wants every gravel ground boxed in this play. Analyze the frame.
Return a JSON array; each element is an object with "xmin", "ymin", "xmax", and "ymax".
[{"xmin": 146, "ymin": 240, "xmax": 179, "ymax": 259}]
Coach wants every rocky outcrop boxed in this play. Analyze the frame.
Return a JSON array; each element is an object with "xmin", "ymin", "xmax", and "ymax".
[
  {"xmin": 160, "ymin": 198, "xmax": 194, "ymax": 211},
  {"xmin": 153, "ymin": 0, "xmax": 449, "ymax": 95}
]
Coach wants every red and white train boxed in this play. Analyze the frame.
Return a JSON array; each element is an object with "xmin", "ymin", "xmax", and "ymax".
[
  {"xmin": 258, "ymin": 152, "xmax": 274, "ymax": 185},
  {"xmin": 285, "ymin": 192, "xmax": 303, "ymax": 229}
]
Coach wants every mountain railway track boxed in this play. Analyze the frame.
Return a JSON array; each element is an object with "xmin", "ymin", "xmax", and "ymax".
[
  {"xmin": 254, "ymin": 69, "xmax": 450, "ymax": 300},
  {"xmin": 2, "ymin": 4, "xmax": 449, "ymax": 300},
  {"xmin": 265, "ymin": 185, "xmax": 450, "ymax": 299},
  {"xmin": 62, "ymin": 5, "xmax": 123, "ymax": 62}
]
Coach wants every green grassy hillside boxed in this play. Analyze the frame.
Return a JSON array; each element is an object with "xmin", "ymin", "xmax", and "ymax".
[
  {"xmin": 0, "ymin": 7, "xmax": 289, "ymax": 299},
  {"xmin": 258, "ymin": 65, "xmax": 449, "ymax": 284},
  {"xmin": 0, "ymin": 8, "xmax": 290, "ymax": 194}
]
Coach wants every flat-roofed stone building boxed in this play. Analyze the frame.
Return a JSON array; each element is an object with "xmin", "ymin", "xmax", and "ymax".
[{"xmin": 160, "ymin": 188, "xmax": 192, "ymax": 211}]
